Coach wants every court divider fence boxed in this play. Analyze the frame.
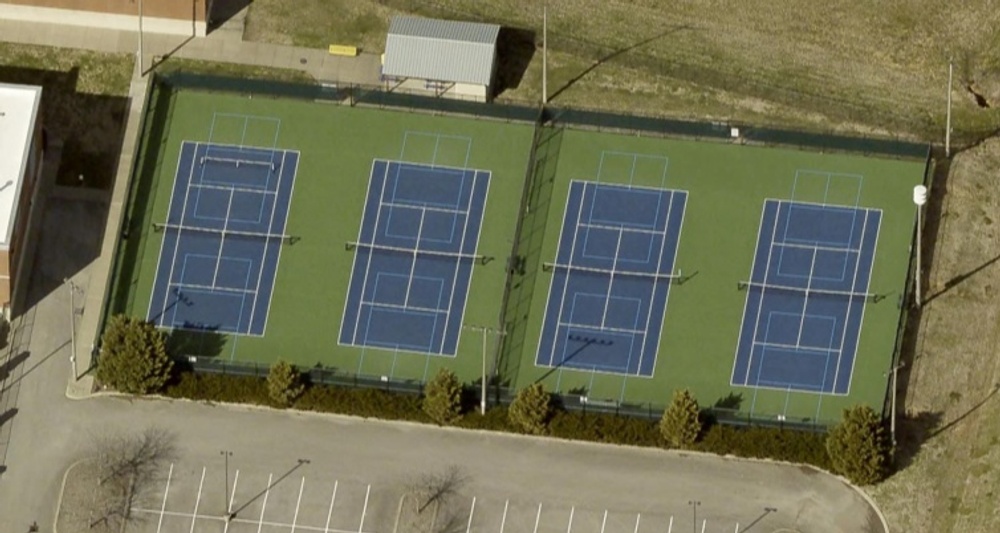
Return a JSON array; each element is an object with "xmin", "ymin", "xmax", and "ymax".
[{"xmin": 100, "ymin": 72, "xmax": 933, "ymax": 432}]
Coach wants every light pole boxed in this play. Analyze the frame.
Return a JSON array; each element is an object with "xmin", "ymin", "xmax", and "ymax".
[
  {"xmin": 542, "ymin": 1, "xmax": 547, "ymax": 104},
  {"xmin": 913, "ymin": 185, "xmax": 928, "ymax": 308},
  {"xmin": 688, "ymin": 500, "xmax": 700, "ymax": 533},
  {"xmin": 64, "ymin": 278, "xmax": 80, "ymax": 380},
  {"xmin": 135, "ymin": 0, "xmax": 144, "ymax": 77},
  {"xmin": 220, "ymin": 450, "xmax": 233, "ymax": 520},
  {"xmin": 462, "ymin": 324, "xmax": 507, "ymax": 414},
  {"xmin": 946, "ymin": 59, "xmax": 953, "ymax": 157}
]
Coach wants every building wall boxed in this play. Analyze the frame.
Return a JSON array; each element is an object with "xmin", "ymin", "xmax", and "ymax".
[
  {"xmin": 389, "ymin": 77, "xmax": 489, "ymax": 103},
  {"xmin": 0, "ymin": 0, "xmax": 206, "ymax": 35},
  {"xmin": 5, "ymin": 111, "xmax": 44, "ymax": 315}
]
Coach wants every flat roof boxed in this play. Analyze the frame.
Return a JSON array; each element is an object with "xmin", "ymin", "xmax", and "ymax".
[
  {"xmin": 384, "ymin": 16, "xmax": 501, "ymax": 86},
  {"xmin": 0, "ymin": 83, "xmax": 42, "ymax": 250}
]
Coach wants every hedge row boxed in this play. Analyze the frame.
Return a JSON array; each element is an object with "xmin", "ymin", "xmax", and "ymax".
[{"xmin": 163, "ymin": 371, "xmax": 831, "ymax": 470}]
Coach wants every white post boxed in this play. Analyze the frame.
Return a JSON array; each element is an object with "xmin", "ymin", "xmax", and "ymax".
[
  {"xmin": 65, "ymin": 279, "xmax": 78, "ymax": 380},
  {"xmin": 913, "ymin": 185, "xmax": 928, "ymax": 308},
  {"xmin": 137, "ymin": 0, "xmax": 144, "ymax": 77},
  {"xmin": 480, "ymin": 328, "xmax": 487, "ymax": 415},
  {"xmin": 542, "ymin": 3, "xmax": 548, "ymax": 104},
  {"xmin": 946, "ymin": 60, "xmax": 953, "ymax": 157}
]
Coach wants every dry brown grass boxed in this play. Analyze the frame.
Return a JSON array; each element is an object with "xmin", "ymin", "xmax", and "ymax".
[
  {"xmin": 867, "ymin": 138, "xmax": 1000, "ymax": 532},
  {"xmin": 243, "ymin": 0, "xmax": 1000, "ymax": 141}
]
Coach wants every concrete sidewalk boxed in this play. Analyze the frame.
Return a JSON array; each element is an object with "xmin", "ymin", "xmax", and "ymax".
[{"xmin": 0, "ymin": 17, "xmax": 381, "ymax": 85}]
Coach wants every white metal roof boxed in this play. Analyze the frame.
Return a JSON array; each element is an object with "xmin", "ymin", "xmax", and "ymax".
[
  {"xmin": 0, "ymin": 83, "xmax": 42, "ymax": 250},
  {"xmin": 384, "ymin": 16, "xmax": 501, "ymax": 86}
]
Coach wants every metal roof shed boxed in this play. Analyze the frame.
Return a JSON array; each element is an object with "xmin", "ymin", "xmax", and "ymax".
[{"xmin": 383, "ymin": 16, "xmax": 502, "ymax": 101}]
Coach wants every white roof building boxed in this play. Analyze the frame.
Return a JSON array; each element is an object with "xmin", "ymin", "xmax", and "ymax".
[{"xmin": 0, "ymin": 83, "xmax": 42, "ymax": 251}]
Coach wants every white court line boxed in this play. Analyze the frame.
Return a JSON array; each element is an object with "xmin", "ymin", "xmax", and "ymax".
[
  {"xmin": 211, "ymin": 187, "xmax": 236, "ymax": 287},
  {"xmin": 189, "ymin": 466, "xmax": 206, "ymax": 533},
  {"xmin": 246, "ymin": 149, "xmax": 290, "ymax": 335},
  {"xmin": 325, "ymin": 481, "xmax": 339, "ymax": 533},
  {"xmin": 351, "ymin": 162, "xmax": 393, "ymax": 344},
  {"xmin": 831, "ymin": 208, "xmax": 871, "ymax": 393},
  {"xmin": 635, "ymin": 189, "xmax": 681, "ymax": 377},
  {"xmin": 291, "ymin": 476, "xmax": 306, "ymax": 533},
  {"xmin": 358, "ymin": 484, "xmax": 371, "ymax": 533},
  {"xmin": 743, "ymin": 201, "xmax": 784, "ymax": 385},
  {"xmin": 533, "ymin": 503, "xmax": 543, "ymax": 533},
  {"xmin": 548, "ymin": 182, "xmax": 589, "ymax": 366},
  {"xmin": 403, "ymin": 207, "xmax": 428, "ymax": 307},
  {"xmin": 437, "ymin": 169, "xmax": 480, "ymax": 355},
  {"xmin": 600, "ymin": 229, "xmax": 624, "ymax": 329},
  {"xmin": 566, "ymin": 506, "xmax": 575, "ymax": 533},
  {"xmin": 155, "ymin": 463, "xmax": 174, "ymax": 533},
  {"xmin": 842, "ymin": 210, "xmax": 882, "ymax": 397},
  {"xmin": 257, "ymin": 473, "xmax": 273, "ymax": 533},
  {"xmin": 157, "ymin": 141, "xmax": 202, "ymax": 325},
  {"xmin": 500, "ymin": 500, "xmax": 509, "ymax": 533},
  {"xmin": 795, "ymin": 248, "xmax": 819, "ymax": 346},
  {"xmin": 600, "ymin": 510, "xmax": 608, "ymax": 533},
  {"xmin": 466, "ymin": 496, "xmax": 477, "ymax": 533}
]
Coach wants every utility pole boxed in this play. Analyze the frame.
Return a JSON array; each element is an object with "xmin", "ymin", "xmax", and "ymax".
[
  {"xmin": 64, "ymin": 278, "xmax": 80, "ymax": 380},
  {"xmin": 542, "ymin": 2, "xmax": 548, "ymax": 104},
  {"xmin": 462, "ymin": 324, "xmax": 507, "ymax": 414},
  {"xmin": 913, "ymin": 185, "xmax": 928, "ymax": 308},
  {"xmin": 945, "ymin": 59, "xmax": 953, "ymax": 157}
]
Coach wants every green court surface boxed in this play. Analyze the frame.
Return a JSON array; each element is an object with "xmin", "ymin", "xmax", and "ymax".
[
  {"xmin": 109, "ymin": 80, "xmax": 926, "ymax": 425},
  {"xmin": 108, "ymin": 83, "xmax": 533, "ymax": 385},
  {"xmin": 501, "ymin": 127, "xmax": 925, "ymax": 425}
]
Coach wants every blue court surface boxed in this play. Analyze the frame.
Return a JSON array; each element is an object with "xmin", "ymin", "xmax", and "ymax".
[
  {"xmin": 339, "ymin": 160, "xmax": 490, "ymax": 356},
  {"xmin": 732, "ymin": 200, "xmax": 882, "ymax": 394},
  {"xmin": 147, "ymin": 141, "xmax": 299, "ymax": 335},
  {"xmin": 536, "ymin": 181, "xmax": 687, "ymax": 377}
]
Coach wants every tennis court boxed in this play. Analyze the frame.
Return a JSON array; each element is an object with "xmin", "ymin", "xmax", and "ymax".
[
  {"xmin": 535, "ymin": 180, "xmax": 687, "ymax": 377},
  {"xmin": 339, "ymin": 160, "xmax": 491, "ymax": 356},
  {"xmin": 731, "ymin": 199, "xmax": 882, "ymax": 394},
  {"xmin": 147, "ymin": 141, "xmax": 299, "ymax": 335}
]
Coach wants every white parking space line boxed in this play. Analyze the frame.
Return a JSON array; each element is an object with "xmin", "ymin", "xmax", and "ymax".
[
  {"xmin": 325, "ymin": 481, "xmax": 338, "ymax": 533},
  {"xmin": 600, "ymin": 510, "xmax": 608, "ymax": 533},
  {"xmin": 189, "ymin": 466, "xmax": 206, "ymax": 533},
  {"xmin": 633, "ymin": 513, "xmax": 641, "ymax": 533},
  {"xmin": 466, "ymin": 496, "xmax": 477, "ymax": 533},
  {"xmin": 566, "ymin": 506, "xmax": 575, "ymax": 533},
  {"xmin": 155, "ymin": 463, "xmax": 174, "ymax": 533},
  {"xmin": 257, "ymin": 473, "xmax": 273, "ymax": 533},
  {"xmin": 500, "ymin": 500, "xmax": 509, "ymax": 533},
  {"xmin": 533, "ymin": 503, "xmax": 542, "ymax": 533},
  {"xmin": 700, "ymin": 519, "xmax": 706, "ymax": 533},
  {"xmin": 229, "ymin": 469, "xmax": 240, "ymax": 514},
  {"xmin": 291, "ymin": 476, "xmax": 306, "ymax": 533},
  {"xmin": 667, "ymin": 516, "xmax": 673, "ymax": 533},
  {"xmin": 358, "ymin": 484, "xmax": 370, "ymax": 533}
]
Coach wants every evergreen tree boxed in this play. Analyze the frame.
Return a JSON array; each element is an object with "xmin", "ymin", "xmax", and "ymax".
[
  {"xmin": 659, "ymin": 389, "xmax": 701, "ymax": 448},
  {"xmin": 509, "ymin": 383, "xmax": 551, "ymax": 435},
  {"xmin": 97, "ymin": 315, "xmax": 173, "ymax": 394},
  {"xmin": 826, "ymin": 404, "xmax": 891, "ymax": 485},
  {"xmin": 423, "ymin": 368, "xmax": 464, "ymax": 425},
  {"xmin": 267, "ymin": 360, "xmax": 304, "ymax": 407}
]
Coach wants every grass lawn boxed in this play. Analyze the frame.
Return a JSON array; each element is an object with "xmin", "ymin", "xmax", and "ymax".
[{"xmin": 243, "ymin": 0, "xmax": 1000, "ymax": 143}]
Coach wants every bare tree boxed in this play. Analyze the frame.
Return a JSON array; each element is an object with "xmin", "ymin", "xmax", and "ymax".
[
  {"xmin": 86, "ymin": 427, "xmax": 176, "ymax": 531},
  {"xmin": 412, "ymin": 465, "xmax": 466, "ymax": 514}
]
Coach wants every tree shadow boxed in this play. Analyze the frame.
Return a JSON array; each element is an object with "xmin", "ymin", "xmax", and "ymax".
[
  {"xmin": 892, "ymin": 410, "xmax": 944, "ymax": 471},
  {"xmin": 547, "ymin": 25, "xmax": 692, "ymax": 102},
  {"xmin": 714, "ymin": 392, "xmax": 743, "ymax": 410},
  {"xmin": 492, "ymin": 26, "xmax": 536, "ymax": 98},
  {"xmin": 0, "ymin": 351, "xmax": 30, "ymax": 382},
  {"xmin": 165, "ymin": 328, "xmax": 227, "ymax": 359}
]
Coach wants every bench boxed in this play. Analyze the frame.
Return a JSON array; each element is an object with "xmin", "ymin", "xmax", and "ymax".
[{"xmin": 328, "ymin": 45, "xmax": 358, "ymax": 57}]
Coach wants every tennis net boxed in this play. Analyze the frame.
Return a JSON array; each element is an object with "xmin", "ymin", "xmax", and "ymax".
[
  {"xmin": 346, "ymin": 241, "xmax": 488, "ymax": 264},
  {"xmin": 738, "ymin": 280, "xmax": 878, "ymax": 301},
  {"xmin": 153, "ymin": 223, "xmax": 297, "ymax": 244},
  {"xmin": 543, "ymin": 261, "xmax": 681, "ymax": 281},
  {"xmin": 200, "ymin": 155, "xmax": 277, "ymax": 171}
]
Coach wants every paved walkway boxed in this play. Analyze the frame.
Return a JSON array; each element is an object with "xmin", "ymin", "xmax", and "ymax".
[{"xmin": 0, "ymin": 15, "xmax": 381, "ymax": 85}]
